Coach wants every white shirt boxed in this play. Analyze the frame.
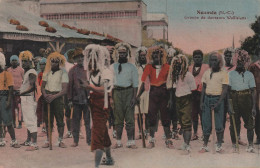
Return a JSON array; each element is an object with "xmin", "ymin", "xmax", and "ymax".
[
  {"xmin": 173, "ymin": 72, "xmax": 197, "ymax": 97},
  {"xmin": 20, "ymin": 69, "xmax": 37, "ymax": 96}
]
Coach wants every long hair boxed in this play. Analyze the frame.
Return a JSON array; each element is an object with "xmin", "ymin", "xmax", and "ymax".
[
  {"xmin": 168, "ymin": 54, "xmax": 189, "ymax": 83},
  {"xmin": 19, "ymin": 50, "xmax": 34, "ymax": 68},
  {"xmin": 83, "ymin": 44, "xmax": 110, "ymax": 73},
  {"xmin": 135, "ymin": 46, "xmax": 147, "ymax": 67},
  {"xmin": 147, "ymin": 46, "xmax": 167, "ymax": 64},
  {"xmin": 112, "ymin": 42, "xmax": 131, "ymax": 63},
  {"xmin": 44, "ymin": 52, "xmax": 66, "ymax": 75}
]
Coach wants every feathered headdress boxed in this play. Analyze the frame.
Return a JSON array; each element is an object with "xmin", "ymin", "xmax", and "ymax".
[
  {"xmin": 168, "ymin": 54, "xmax": 189, "ymax": 83},
  {"xmin": 112, "ymin": 42, "xmax": 131, "ymax": 62},
  {"xmin": 83, "ymin": 44, "xmax": 110, "ymax": 73},
  {"xmin": 0, "ymin": 52, "xmax": 6, "ymax": 69},
  {"xmin": 19, "ymin": 51, "xmax": 34, "ymax": 67},
  {"xmin": 147, "ymin": 46, "xmax": 167, "ymax": 64},
  {"xmin": 135, "ymin": 46, "xmax": 147, "ymax": 67},
  {"xmin": 44, "ymin": 52, "xmax": 66, "ymax": 75},
  {"xmin": 233, "ymin": 49, "xmax": 251, "ymax": 69}
]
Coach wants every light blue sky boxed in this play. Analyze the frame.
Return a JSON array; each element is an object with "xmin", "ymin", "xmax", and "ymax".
[{"xmin": 143, "ymin": 0, "xmax": 260, "ymax": 54}]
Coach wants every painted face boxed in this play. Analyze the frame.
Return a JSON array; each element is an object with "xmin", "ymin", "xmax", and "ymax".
[
  {"xmin": 118, "ymin": 50, "xmax": 128, "ymax": 63},
  {"xmin": 193, "ymin": 54, "xmax": 203, "ymax": 66},
  {"xmin": 139, "ymin": 52, "xmax": 147, "ymax": 65},
  {"xmin": 88, "ymin": 58, "xmax": 97, "ymax": 72},
  {"xmin": 224, "ymin": 52, "xmax": 232, "ymax": 65},
  {"xmin": 152, "ymin": 50, "xmax": 162, "ymax": 65},
  {"xmin": 51, "ymin": 59, "xmax": 60, "ymax": 70},
  {"xmin": 22, "ymin": 60, "xmax": 31, "ymax": 69}
]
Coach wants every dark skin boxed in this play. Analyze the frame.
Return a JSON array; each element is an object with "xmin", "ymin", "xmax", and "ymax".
[
  {"xmin": 136, "ymin": 51, "xmax": 162, "ymax": 103},
  {"xmin": 118, "ymin": 51, "xmax": 137, "ymax": 107},
  {"xmin": 227, "ymin": 62, "xmax": 257, "ymax": 117},
  {"xmin": 193, "ymin": 54, "xmax": 203, "ymax": 67},
  {"xmin": 11, "ymin": 60, "xmax": 18, "ymax": 69},
  {"xmin": 0, "ymin": 66, "xmax": 12, "ymax": 109},
  {"xmin": 41, "ymin": 60, "xmax": 68, "ymax": 103},
  {"xmin": 167, "ymin": 62, "xmax": 182, "ymax": 109},
  {"xmin": 68, "ymin": 54, "xmax": 84, "ymax": 107},
  {"xmin": 200, "ymin": 56, "xmax": 228, "ymax": 110},
  {"xmin": 39, "ymin": 63, "xmax": 46, "ymax": 72},
  {"xmin": 19, "ymin": 60, "xmax": 36, "ymax": 96},
  {"xmin": 138, "ymin": 52, "xmax": 147, "ymax": 66},
  {"xmin": 224, "ymin": 51, "xmax": 233, "ymax": 67}
]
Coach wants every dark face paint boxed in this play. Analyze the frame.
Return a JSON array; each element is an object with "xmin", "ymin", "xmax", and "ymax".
[
  {"xmin": 51, "ymin": 59, "xmax": 60, "ymax": 71},
  {"xmin": 118, "ymin": 51, "xmax": 128, "ymax": 63},
  {"xmin": 22, "ymin": 60, "xmax": 31, "ymax": 70},
  {"xmin": 152, "ymin": 51, "xmax": 162, "ymax": 65},
  {"xmin": 139, "ymin": 53, "xmax": 147, "ymax": 65}
]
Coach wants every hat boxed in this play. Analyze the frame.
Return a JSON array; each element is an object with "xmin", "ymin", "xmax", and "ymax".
[{"xmin": 10, "ymin": 55, "xmax": 19, "ymax": 62}]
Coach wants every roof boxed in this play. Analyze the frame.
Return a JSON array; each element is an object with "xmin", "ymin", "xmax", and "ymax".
[
  {"xmin": 40, "ymin": 0, "xmax": 140, "ymax": 4},
  {"xmin": 146, "ymin": 13, "xmax": 168, "ymax": 24},
  {"xmin": 0, "ymin": 2, "xmax": 105, "ymax": 41}
]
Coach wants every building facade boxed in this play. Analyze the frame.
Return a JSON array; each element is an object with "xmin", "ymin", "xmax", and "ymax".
[{"xmin": 40, "ymin": 0, "xmax": 147, "ymax": 47}]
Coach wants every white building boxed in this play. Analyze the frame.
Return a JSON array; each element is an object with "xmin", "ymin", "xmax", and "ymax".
[{"xmin": 40, "ymin": 0, "xmax": 148, "ymax": 47}]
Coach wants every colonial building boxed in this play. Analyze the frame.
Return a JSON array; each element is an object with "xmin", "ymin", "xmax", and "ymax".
[{"xmin": 40, "ymin": 0, "xmax": 148, "ymax": 47}]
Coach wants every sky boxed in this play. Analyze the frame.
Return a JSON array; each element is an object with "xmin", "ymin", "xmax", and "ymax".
[{"xmin": 143, "ymin": 0, "xmax": 260, "ymax": 54}]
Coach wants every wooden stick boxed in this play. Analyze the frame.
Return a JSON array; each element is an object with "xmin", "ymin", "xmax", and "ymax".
[
  {"xmin": 229, "ymin": 99, "xmax": 239, "ymax": 153},
  {"xmin": 211, "ymin": 108, "xmax": 216, "ymax": 154},
  {"xmin": 48, "ymin": 104, "xmax": 52, "ymax": 150},
  {"xmin": 138, "ymin": 104, "xmax": 146, "ymax": 148}
]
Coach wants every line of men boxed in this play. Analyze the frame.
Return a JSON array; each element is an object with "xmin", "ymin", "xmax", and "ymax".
[{"xmin": 0, "ymin": 43, "xmax": 259, "ymax": 166}]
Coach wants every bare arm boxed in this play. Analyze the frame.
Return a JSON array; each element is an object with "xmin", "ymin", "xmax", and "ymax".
[
  {"xmin": 20, "ymin": 73, "xmax": 36, "ymax": 96},
  {"xmin": 130, "ymin": 87, "xmax": 138, "ymax": 107},
  {"xmin": 136, "ymin": 82, "xmax": 145, "ymax": 99},
  {"xmin": 41, "ymin": 81, "xmax": 47, "ymax": 98}
]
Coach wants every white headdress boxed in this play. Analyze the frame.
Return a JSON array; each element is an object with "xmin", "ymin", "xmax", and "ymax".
[
  {"xmin": 167, "ymin": 47, "xmax": 176, "ymax": 58},
  {"xmin": 83, "ymin": 44, "xmax": 110, "ymax": 73},
  {"xmin": 0, "ymin": 52, "xmax": 6, "ymax": 69},
  {"xmin": 135, "ymin": 46, "xmax": 147, "ymax": 67},
  {"xmin": 112, "ymin": 42, "xmax": 132, "ymax": 63}
]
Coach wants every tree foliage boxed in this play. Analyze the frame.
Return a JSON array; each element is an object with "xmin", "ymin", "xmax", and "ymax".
[{"xmin": 240, "ymin": 16, "xmax": 260, "ymax": 61}]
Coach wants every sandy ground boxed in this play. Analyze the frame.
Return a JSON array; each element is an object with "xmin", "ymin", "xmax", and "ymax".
[{"xmin": 0, "ymin": 120, "xmax": 260, "ymax": 168}]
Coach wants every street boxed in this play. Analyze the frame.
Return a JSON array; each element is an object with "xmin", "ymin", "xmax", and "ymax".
[{"xmin": 0, "ymin": 120, "xmax": 260, "ymax": 168}]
